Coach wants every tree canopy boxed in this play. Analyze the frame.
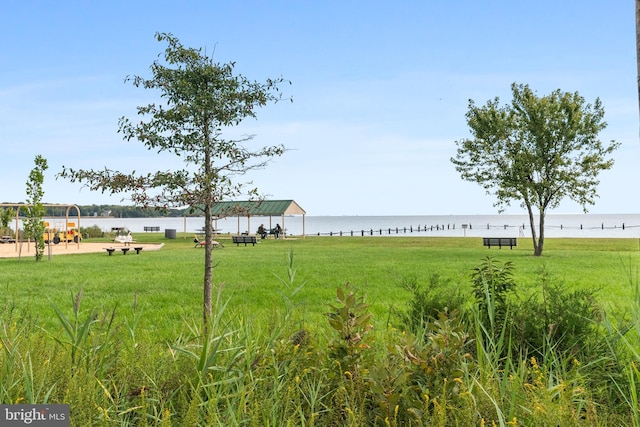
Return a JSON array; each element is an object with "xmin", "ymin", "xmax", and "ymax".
[
  {"xmin": 59, "ymin": 32, "xmax": 291, "ymax": 322},
  {"xmin": 451, "ymin": 83, "xmax": 619, "ymax": 256}
]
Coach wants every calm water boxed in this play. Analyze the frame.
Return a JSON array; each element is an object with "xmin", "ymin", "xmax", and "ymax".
[{"xmin": 39, "ymin": 213, "xmax": 640, "ymax": 238}]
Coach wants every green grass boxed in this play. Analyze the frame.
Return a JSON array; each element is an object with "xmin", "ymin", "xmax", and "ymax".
[
  {"xmin": 2, "ymin": 234, "xmax": 639, "ymax": 338},
  {"xmin": 3, "ymin": 234, "xmax": 640, "ymax": 425}
]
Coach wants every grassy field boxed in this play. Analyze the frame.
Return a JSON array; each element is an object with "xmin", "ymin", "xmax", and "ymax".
[
  {"xmin": 3, "ymin": 234, "xmax": 640, "ymax": 425},
  {"xmin": 2, "ymin": 234, "xmax": 639, "ymax": 336}
]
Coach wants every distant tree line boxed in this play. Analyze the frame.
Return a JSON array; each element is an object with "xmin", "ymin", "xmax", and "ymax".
[
  {"xmin": 2, "ymin": 204, "xmax": 190, "ymax": 218},
  {"xmin": 70, "ymin": 204, "xmax": 187, "ymax": 218}
]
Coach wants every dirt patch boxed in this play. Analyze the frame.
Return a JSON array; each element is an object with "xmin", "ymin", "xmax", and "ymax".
[{"xmin": 0, "ymin": 242, "xmax": 164, "ymax": 258}]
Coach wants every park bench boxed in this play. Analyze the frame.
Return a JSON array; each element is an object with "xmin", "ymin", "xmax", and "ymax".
[
  {"xmin": 105, "ymin": 246, "xmax": 144, "ymax": 255},
  {"xmin": 144, "ymin": 226, "xmax": 160, "ymax": 232},
  {"xmin": 232, "ymin": 235, "xmax": 257, "ymax": 246},
  {"xmin": 482, "ymin": 237, "xmax": 517, "ymax": 249}
]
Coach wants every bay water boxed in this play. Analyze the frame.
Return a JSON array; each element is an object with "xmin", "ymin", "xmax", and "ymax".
[{"xmin": 43, "ymin": 213, "xmax": 640, "ymax": 239}]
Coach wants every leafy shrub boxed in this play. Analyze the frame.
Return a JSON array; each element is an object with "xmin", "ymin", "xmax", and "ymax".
[
  {"xmin": 511, "ymin": 266, "xmax": 602, "ymax": 360},
  {"xmin": 384, "ymin": 310, "xmax": 473, "ymax": 423},
  {"xmin": 398, "ymin": 273, "xmax": 468, "ymax": 334},
  {"xmin": 323, "ymin": 284, "xmax": 474, "ymax": 425},
  {"xmin": 325, "ymin": 283, "xmax": 373, "ymax": 378},
  {"xmin": 80, "ymin": 224, "xmax": 104, "ymax": 238}
]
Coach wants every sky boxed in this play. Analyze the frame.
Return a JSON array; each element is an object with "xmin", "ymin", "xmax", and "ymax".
[{"xmin": 1, "ymin": 1, "xmax": 637, "ymax": 216}]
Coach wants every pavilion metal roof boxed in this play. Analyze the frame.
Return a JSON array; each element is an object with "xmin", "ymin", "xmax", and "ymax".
[{"xmin": 209, "ymin": 200, "xmax": 306, "ymax": 217}]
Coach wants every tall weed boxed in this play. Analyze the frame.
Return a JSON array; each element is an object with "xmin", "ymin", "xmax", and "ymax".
[{"xmin": 49, "ymin": 289, "xmax": 119, "ymax": 377}]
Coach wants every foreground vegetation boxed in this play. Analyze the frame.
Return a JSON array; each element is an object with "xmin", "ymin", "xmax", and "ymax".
[{"xmin": 2, "ymin": 235, "xmax": 640, "ymax": 425}]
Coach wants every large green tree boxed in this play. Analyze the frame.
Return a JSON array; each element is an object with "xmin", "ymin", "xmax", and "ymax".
[
  {"xmin": 451, "ymin": 83, "xmax": 619, "ymax": 256},
  {"xmin": 59, "ymin": 33, "xmax": 290, "ymax": 323}
]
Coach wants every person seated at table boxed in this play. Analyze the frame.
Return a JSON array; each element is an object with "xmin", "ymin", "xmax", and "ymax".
[
  {"xmin": 273, "ymin": 224, "xmax": 282, "ymax": 239},
  {"xmin": 257, "ymin": 224, "xmax": 267, "ymax": 239}
]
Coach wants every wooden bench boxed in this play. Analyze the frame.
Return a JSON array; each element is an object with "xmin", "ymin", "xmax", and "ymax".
[
  {"xmin": 144, "ymin": 226, "xmax": 160, "ymax": 232},
  {"xmin": 232, "ymin": 235, "xmax": 257, "ymax": 246},
  {"xmin": 483, "ymin": 237, "xmax": 517, "ymax": 249}
]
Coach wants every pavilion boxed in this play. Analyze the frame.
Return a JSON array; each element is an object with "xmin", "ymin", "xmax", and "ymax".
[{"xmin": 209, "ymin": 200, "xmax": 306, "ymax": 238}]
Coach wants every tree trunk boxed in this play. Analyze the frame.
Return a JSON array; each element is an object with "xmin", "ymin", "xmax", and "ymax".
[
  {"xmin": 525, "ymin": 203, "xmax": 545, "ymax": 256},
  {"xmin": 203, "ymin": 202, "xmax": 213, "ymax": 327},
  {"xmin": 526, "ymin": 204, "xmax": 539, "ymax": 255},
  {"xmin": 535, "ymin": 210, "xmax": 545, "ymax": 256},
  {"xmin": 202, "ymin": 139, "xmax": 214, "ymax": 329}
]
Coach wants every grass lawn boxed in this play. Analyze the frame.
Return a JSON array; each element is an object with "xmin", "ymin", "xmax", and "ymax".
[{"xmin": 2, "ymin": 234, "xmax": 639, "ymax": 339}]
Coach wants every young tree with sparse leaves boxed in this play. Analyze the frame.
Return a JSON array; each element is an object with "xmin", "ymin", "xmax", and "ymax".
[
  {"xmin": 59, "ymin": 32, "xmax": 290, "ymax": 324},
  {"xmin": 451, "ymin": 83, "xmax": 619, "ymax": 256},
  {"xmin": 24, "ymin": 155, "xmax": 48, "ymax": 261}
]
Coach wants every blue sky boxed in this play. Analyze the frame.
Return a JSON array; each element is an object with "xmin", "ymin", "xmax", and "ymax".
[{"xmin": 1, "ymin": 1, "xmax": 637, "ymax": 215}]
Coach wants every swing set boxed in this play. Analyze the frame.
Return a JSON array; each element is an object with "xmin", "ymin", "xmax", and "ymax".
[{"xmin": 0, "ymin": 203, "xmax": 82, "ymax": 252}]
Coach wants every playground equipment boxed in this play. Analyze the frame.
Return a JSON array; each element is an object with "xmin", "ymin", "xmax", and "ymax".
[
  {"xmin": 43, "ymin": 221, "xmax": 81, "ymax": 244},
  {"xmin": 0, "ymin": 203, "xmax": 81, "ymax": 254}
]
